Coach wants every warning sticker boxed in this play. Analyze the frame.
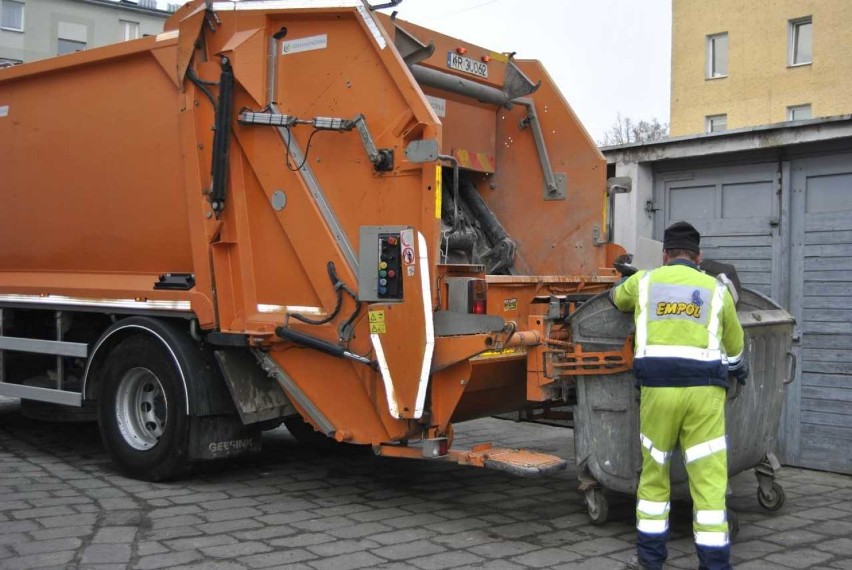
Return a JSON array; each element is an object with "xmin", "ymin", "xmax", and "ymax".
[
  {"xmin": 0, "ymin": 106, "xmax": 8, "ymax": 118},
  {"xmin": 471, "ymin": 347, "xmax": 527, "ymax": 361},
  {"xmin": 400, "ymin": 229, "xmax": 415, "ymax": 267},
  {"xmin": 503, "ymin": 298, "xmax": 518, "ymax": 312},
  {"xmin": 368, "ymin": 310, "xmax": 386, "ymax": 334}
]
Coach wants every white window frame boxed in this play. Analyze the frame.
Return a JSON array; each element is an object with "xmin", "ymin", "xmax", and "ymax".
[
  {"xmin": 706, "ymin": 32, "xmax": 728, "ymax": 79},
  {"xmin": 120, "ymin": 19, "xmax": 140, "ymax": 41},
  {"xmin": 706, "ymin": 114, "xmax": 727, "ymax": 133},
  {"xmin": 789, "ymin": 17, "xmax": 813, "ymax": 66},
  {"xmin": 0, "ymin": 0, "xmax": 25, "ymax": 32},
  {"xmin": 787, "ymin": 104, "xmax": 812, "ymax": 121}
]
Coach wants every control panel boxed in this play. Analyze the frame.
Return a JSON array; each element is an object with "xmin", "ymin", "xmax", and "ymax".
[
  {"xmin": 377, "ymin": 233, "xmax": 403, "ymax": 299},
  {"xmin": 358, "ymin": 226, "xmax": 411, "ymax": 302}
]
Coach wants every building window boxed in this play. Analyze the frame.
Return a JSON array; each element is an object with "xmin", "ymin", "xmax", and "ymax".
[
  {"xmin": 707, "ymin": 33, "xmax": 728, "ymax": 78},
  {"xmin": 789, "ymin": 17, "xmax": 812, "ymax": 66},
  {"xmin": 0, "ymin": 0, "xmax": 24, "ymax": 32},
  {"xmin": 120, "ymin": 20, "xmax": 139, "ymax": 41},
  {"xmin": 706, "ymin": 114, "xmax": 727, "ymax": 133},
  {"xmin": 788, "ymin": 104, "xmax": 812, "ymax": 121},
  {"xmin": 57, "ymin": 38, "xmax": 86, "ymax": 56}
]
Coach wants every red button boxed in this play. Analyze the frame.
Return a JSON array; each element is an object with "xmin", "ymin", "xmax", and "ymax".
[
  {"xmin": 387, "ymin": 270, "xmax": 396, "ymax": 278},
  {"xmin": 387, "ymin": 236, "xmax": 398, "ymax": 245}
]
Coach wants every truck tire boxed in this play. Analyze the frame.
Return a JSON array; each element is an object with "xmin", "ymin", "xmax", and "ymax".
[{"xmin": 98, "ymin": 335, "xmax": 191, "ymax": 481}]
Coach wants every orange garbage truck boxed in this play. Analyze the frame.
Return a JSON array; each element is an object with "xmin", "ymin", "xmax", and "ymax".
[{"xmin": 0, "ymin": 0, "xmax": 629, "ymax": 481}]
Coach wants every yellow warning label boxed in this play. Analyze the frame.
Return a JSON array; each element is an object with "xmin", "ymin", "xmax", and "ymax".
[
  {"xmin": 503, "ymin": 298, "xmax": 518, "ymax": 312},
  {"xmin": 471, "ymin": 347, "xmax": 527, "ymax": 361},
  {"xmin": 369, "ymin": 322, "xmax": 387, "ymax": 334},
  {"xmin": 368, "ymin": 310, "xmax": 385, "ymax": 323},
  {"xmin": 435, "ymin": 164, "xmax": 442, "ymax": 219}
]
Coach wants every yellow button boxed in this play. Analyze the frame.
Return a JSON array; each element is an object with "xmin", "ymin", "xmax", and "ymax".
[{"xmin": 379, "ymin": 262, "xmax": 388, "ymax": 269}]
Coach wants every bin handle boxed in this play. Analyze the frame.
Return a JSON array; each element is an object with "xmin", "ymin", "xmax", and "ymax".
[{"xmin": 784, "ymin": 351, "xmax": 797, "ymax": 385}]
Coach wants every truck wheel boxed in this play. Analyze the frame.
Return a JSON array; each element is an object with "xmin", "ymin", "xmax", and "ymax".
[{"xmin": 98, "ymin": 335, "xmax": 190, "ymax": 481}]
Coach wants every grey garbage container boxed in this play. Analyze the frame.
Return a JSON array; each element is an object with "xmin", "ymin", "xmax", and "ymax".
[{"xmin": 568, "ymin": 288, "xmax": 795, "ymax": 526}]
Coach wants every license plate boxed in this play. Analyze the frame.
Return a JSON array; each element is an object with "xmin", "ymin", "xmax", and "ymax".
[{"xmin": 446, "ymin": 52, "xmax": 488, "ymax": 78}]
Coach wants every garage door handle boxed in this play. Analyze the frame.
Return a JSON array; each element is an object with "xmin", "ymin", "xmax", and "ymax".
[{"xmin": 784, "ymin": 351, "xmax": 797, "ymax": 385}]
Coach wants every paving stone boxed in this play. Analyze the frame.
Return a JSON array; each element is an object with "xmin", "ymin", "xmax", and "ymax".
[
  {"xmin": 135, "ymin": 549, "xmax": 203, "ymax": 569},
  {"xmin": 241, "ymin": 549, "xmax": 317, "ymax": 568},
  {"xmin": 512, "ymin": 547, "xmax": 582, "ymax": 566},
  {"xmin": 13, "ymin": 537, "xmax": 82, "ymax": 556},
  {"xmin": 327, "ymin": 521, "xmax": 393, "ymax": 539},
  {"xmin": 469, "ymin": 540, "xmax": 539, "ymax": 558},
  {"xmin": 165, "ymin": 534, "xmax": 238, "ymax": 551},
  {"xmin": 199, "ymin": 506, "xmax": 264, "ymax": 522},
  {"xmin": 0, "ymin": 550, "xmax": 76, "ymax": 570},
  {"xmin": 201, "ymin": 541, "xmax": 271, "ymax": 558},
  {"xmin": 308, "ymin": 551, "xmax": 386, "ymax": 570},
  {"xmin": 81, "ymin": 544, "xmax": 132, "ymax": 564},
  {"xmin": 269, "ymin": 532, "xmax": 335, "ymax": 548},
  {"xmin": 93, "ymin": 526, "xmax": 138, "ymax": 544},
  {"xmin": 371, "ymin": 539, "xmax": 446, "ymax": 560},
  {"xmin": 766, "ymin": 549, "xmax": 834, "ymax": 568},
  {"xmin": 566, "ymin": 536, "xmax": 634, "ymax": 557},
  {"xmin": 409, "ymin": 550, "xmax": 484, "ymax": 569},
  {"xmin": 197, "ymin": 519, "xmax": 264, "ymax": 535},
  {"xmin": 817, "ymin": 537, "xmax": 852, "ymax": 557}
]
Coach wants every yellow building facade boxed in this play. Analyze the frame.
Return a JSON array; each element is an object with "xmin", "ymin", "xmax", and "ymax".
[{"xmin": 670, "ymin": 0, "xmax": 852, "ymax": 136}]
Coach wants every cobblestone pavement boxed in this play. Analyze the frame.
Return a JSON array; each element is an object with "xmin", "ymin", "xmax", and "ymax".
[{"xmin": 1, "ymin": 397, "xmax": 851, "ymax": 570}]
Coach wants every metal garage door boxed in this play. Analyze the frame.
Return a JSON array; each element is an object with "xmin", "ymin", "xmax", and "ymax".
[
  {"xmin": 656, "ymin": 163, "xmax": 780, "ymax": 298},
  {"xmin": 786, "ymin": 154, "xmax": 852, "ymax": 474},
  {"xmin": 655, "ymin": 156, "xmax": 852, "ymax": 474}
]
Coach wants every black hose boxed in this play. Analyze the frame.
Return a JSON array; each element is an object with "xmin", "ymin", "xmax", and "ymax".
[{"xmin": 210, "ymin": 57, "xmax": 234, "ymax": 215}]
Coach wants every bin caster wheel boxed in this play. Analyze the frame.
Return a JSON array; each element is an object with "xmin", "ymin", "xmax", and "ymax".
[
  {"xmin": 585, "ymin": 488, "xmax": 609, "ymax": 525},
  {"xmin": 757, "ymin": 481, "xmax": 785, "ymax": 512},
  {"xmin": 727, "ymin": 508, "xmax": 740, "ymax": 542}
]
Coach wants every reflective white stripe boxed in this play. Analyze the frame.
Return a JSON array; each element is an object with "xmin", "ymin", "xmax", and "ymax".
[
  {"xmin": 637, "ymin": 345, "xmax": 722, "ymax": 361},
  {"xmin": 635, "ymin": 271, "xmax": 653, "ymax": 349},
  {"xmin": 414, "ymin": 232, "xmax": 434, "ymax": 419},
  {"xmin": 706, "ymin": 283, "xmax": 726, "ymax": 351},
  {"xmin": 695, "ymin": 531, "xmax": 729, "ymax": 547},
  {"xmin": 727, "ymin": 350, "xmax": 744, "ymax": 366},
  {"xmin": 684, "ymin": 435, "xmax": 727, "ymax": 464},
  {"xmin": 638, "ymin": 500, "xmax": 670, "ymax": 516},
  {"xmin": 640, "ymin": 434, "xmax": 670, "ymax": 464},
  {"xmin": 637, "ymin": 518, "xmax": 668, "ymax": 534},
  {"xmin": 370, "ymin": 333, "xmax": 399, "ymax": 419},
  {"xmin": 695, "ymin": 510, "xmax": 727, "ymax": 525}
]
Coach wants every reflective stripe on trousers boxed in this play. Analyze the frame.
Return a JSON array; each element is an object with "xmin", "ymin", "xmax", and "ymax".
[{"xmin": 636, "ymin": 386, "xmax": 730, "ymax": 570}]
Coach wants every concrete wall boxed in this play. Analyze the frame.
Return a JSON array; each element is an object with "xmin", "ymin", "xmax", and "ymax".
[
  {"xmin": 0, "ymin": 0, "xmax": 169, "ymax": 64},
  {"xmin": 670, "ymin": 0, "xmax": 852, "ymax": 136}
]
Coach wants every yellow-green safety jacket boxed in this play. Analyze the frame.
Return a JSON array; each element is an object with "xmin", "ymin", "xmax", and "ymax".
[{"xmin": 611, "ymin": 260, "xmax": 744, "ymax": 388}]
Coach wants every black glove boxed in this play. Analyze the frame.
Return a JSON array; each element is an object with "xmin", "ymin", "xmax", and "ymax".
[
  {"xmin": 613, "ymin": 253, "xmax": 638, "ymax": 277},
  {"xmin": 729, "ymin": 352, "xmax": 749, "ymax": 385}
]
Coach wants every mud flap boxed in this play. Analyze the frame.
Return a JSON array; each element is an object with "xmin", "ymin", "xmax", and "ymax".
[{"xmin": 188, "ymin": 415, "xmax": 262, "ymax": 460}]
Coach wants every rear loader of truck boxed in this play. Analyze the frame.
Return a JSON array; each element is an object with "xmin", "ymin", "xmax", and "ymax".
[{"xmin": 0, "ymin": 0, "xmax": 632, "ymax": 481}]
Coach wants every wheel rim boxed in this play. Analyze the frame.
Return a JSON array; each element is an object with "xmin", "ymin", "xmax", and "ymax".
[{"xmin": 115, "ymin": 367, "xmax": 168, "ymax": 451}]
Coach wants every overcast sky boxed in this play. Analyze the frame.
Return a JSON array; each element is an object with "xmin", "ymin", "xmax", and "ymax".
[{"xmin": 159, "ymin": 0, "xmax": 672, "ymax": 142}]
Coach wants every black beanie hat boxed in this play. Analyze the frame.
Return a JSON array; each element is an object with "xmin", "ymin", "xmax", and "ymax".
[{"xmin": 663, "ymin": 221, "xmax": 700, "ymax": 253}]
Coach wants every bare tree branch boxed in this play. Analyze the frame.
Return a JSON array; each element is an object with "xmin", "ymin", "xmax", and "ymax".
[{"xmin": 599, "ymin": 113, "xmax": 669, "ymax": 146}]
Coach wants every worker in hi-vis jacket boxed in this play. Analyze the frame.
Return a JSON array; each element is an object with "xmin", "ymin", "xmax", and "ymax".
[{"xmin": 610, "ymin": 221, "xmax": 749, "ymax": 570}]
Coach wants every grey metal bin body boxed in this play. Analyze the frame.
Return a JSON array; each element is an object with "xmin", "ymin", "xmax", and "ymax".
[{"xmin": 569, "ymin": 288, "xmax": 795, "ymax": 518}]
